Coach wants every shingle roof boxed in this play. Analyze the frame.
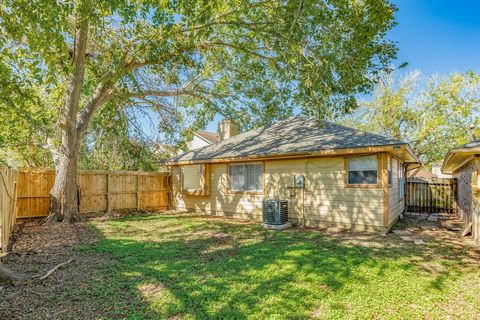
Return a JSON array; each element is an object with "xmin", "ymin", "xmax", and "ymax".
[
  {"xmin": 170, "ymin": 116, "xmax": 407, "ymax": 163},
  {"xmin": 195, "ymin": 130, "xmax": 219, "ymax": 144},
  {"xmin": 450, "ymin": 140, "xmax": 480, "ymax": 150}
]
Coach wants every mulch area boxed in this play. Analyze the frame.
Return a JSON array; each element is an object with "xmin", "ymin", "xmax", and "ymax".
[{"xmin": 0, "ymin": 219, "xmax": 108, "ymax": 320}]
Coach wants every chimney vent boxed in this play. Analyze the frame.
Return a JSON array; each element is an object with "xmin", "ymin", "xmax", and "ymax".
[
  {"xmin": 469, "ymin": 124, "xmax": 477, "ymax": 141},
  {"xmin": 218, "ymin": 119, "xmax": 239, "ymax": 141}
]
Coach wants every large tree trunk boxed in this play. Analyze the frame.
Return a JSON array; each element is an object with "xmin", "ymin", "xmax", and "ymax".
[
  {"xmin": 47, "ymin": 152, "xmax": 81, "ymax": 223},
  {"xmin": 46, "ymin": 12, "xmax": 89, "ymax": 223}
]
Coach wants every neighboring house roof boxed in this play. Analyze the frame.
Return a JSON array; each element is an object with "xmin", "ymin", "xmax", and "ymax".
[
  {"xmin": 441, "ymin": 141, "xmax": 480, "ymax": 174},
  {"xmin": 168, "ymin": 116, "xmax": 420, "ymax": 165},
  {"xmin": 408, "ymin": 169, "xmax": 437, "ymax": 179},
  {"xmin": 195, "ymin": 130, "xmax": 219, "ymax": 144}
]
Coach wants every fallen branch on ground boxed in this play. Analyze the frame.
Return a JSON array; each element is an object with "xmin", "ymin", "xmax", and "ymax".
[{"xmin": 0, "ymin": 259, "xmax": 74, "ymax": 285}]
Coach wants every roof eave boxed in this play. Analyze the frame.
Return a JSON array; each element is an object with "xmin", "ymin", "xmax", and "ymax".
[
  {"xmin": 441, "ymin": 150, "xmax": 479, "ymax": 174},
  {"xmin": 166, "ymin": 143, "xmax": 419, "ymax": 166}
]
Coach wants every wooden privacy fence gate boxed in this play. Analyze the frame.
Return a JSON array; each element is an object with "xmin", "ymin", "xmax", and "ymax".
[
  {"xmin": 16, "ymin": 169, "xmax": 170, "ymax": 218},
  {"xmin": 406, "ymin": 178, "xmax": 457, "ymax": 213},
  {"xmin": 0, "ymin": 168, "xmax": 17, "ymax": 252}
]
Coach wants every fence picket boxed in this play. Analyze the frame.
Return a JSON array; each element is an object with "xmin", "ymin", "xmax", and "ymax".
[
  {"xmin": 15, "ymin": 169, "xmax": 171, "ymax": 218},
  {"xmin": 406, "ymin": 178, "xmax": 457, "ymax": 213}
]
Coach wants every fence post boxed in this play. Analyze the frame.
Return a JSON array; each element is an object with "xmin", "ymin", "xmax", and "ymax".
[
  {"xmin": 107, "ymin": 173, "xmax": 111, "ymax": 212},
  {"xmin": 136, "ymin": 173, "xmax": 140, "ymax": 210}
]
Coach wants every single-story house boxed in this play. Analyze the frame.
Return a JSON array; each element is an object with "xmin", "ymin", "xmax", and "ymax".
[
  {"xmin": 441, "ymin": 141, "xmax": 480, "ymax": 243},
  {"xmin": 167, "ymin": 116, "xmax": 420, "ymax": 231}
]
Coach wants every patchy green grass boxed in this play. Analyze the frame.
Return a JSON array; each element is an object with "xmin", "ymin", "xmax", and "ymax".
[{"xmin": 72, "ymin": 213, "xmax": 480, "ymax": 319}]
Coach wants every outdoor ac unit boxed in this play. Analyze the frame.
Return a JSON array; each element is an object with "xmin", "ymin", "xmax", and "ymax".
[{"xmin": 262, "ymin": 199, "xmax": 289, "ymax": 226}]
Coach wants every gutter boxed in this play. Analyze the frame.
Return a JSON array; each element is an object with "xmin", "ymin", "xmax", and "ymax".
[{"xmin": 167, "ymin": 143, "xmax": 420, "ymax": 166}]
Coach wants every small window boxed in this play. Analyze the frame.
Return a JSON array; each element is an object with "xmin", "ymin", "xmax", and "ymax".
[
  {"xmin": 228, "ymin": 163, "xmax": 263, "ymax": 192},
  {"xmin": 387, "ymin": 157, "xmax": 392, "ymax": 185},
  {"xmin": 182, "ymin": 164, "xmax": 208, "ymax": 195},
  {"xmin": 398, "ymin": 162, "xmax": 405, "ymax": 199},
  {"xmin": 347, "ymin": 155, "xmax": 378, "ymax": 185}
]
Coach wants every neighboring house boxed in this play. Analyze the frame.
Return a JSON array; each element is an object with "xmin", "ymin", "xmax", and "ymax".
[
  {"xmin": 441, "ymin": 141, "xmax": 480, "ymax": 244},
  {"xmin": 186, "ymin": 130, "xmax": 219, "ymax": 151},
  {"xmin": 408, "ymin": 169, "xmax": 438, "ymax": 179},
  {"xmin": 167, "ymin": 116, "xmax": 420, "ymax": 232},
  {"xmin": 431, "ymin": 164, "xmax": 452, "ymax": 178}
]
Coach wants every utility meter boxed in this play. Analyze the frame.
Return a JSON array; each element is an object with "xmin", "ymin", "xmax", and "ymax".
[{"xmin": 294, "ymin": 175, "xmax": 305, "ymax": 188}]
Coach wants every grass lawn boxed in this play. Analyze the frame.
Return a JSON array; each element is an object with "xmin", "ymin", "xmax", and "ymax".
[
  {"xmin": 68, "ymin": 212, "xmax": 480, "ymax": 319},
  {"xmin": 2, "ymin": 212, "xmax": 480, "ymax": 319}
]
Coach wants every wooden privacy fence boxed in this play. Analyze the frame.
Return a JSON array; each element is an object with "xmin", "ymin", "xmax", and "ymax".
[
  {"xmin": 0, "ymin": 168, "xmax": 18, "ymax": 252},
  {"xmin": 406, "ymin": 178, "xmax": 457, "ymax": 213},
  {"xmin": 16, "ymin": 169, "xmax": 170, "ymax": 218}
]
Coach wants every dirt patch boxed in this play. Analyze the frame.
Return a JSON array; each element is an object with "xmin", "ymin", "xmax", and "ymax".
[{"xmin": 0, "ymin": 219, "xmax": 108, "ymax": 320}]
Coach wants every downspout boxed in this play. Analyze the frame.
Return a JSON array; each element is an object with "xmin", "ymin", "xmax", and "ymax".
[{"xmin": 302, "ymin": 160, "xmax": 307, "ymax": 227}]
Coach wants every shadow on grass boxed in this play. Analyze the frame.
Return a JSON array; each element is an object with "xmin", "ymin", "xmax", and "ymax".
[{"xmin": 74, "ymin": 213, "xmax": 480, "ymax": 319}]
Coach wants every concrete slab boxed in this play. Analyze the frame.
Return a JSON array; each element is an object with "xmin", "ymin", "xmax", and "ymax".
[
  {"xmin": 392, "ymin": 230, "xmax": 411, "ymax": 235},
  {"xmin": 400, "ymin": 236, "xmax": 414, "ymax": 242},
  {"xmin": 263, "ymin": 223, "xmax": 292, "ymax": 230}
]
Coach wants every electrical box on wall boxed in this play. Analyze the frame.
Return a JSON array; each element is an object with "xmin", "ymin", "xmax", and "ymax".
[{"xmin": 294, "ymin": 175, "xmax": 305, "ymax": 188}]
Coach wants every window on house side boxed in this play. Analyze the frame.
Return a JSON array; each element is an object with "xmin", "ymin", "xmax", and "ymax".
[
  {"xmin": 387, "ymin": 157, "xmax": 392, "ymax": 185},
  {"xmin": 182, "ymin": 164, "xmax": 204, "ymax": 191},
  {"xmin": 347, "ymin": 155, "xmax": 378, "ymax": 185},
  {"xmin": 398, "ymin": 162, "xmax": 405, "ymax": 199},
  {"xmin": 228, "ymin": 163, "xmax": 263, "ymax": 192}
]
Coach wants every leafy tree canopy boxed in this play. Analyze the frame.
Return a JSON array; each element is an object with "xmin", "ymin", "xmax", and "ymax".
[
  {"xmin": 341, "ymin": 70, "xmax": 480, "ymax": 165},
  {"xmin": 0, "ymin": 0, "xmax": 398, "ymax": 169}
]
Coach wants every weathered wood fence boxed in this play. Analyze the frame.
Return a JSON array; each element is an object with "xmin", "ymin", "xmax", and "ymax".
[
  {"xmin": 16, "ymin": 169, "xmax": 170, "ymax": 218},
  {"xmin": 0, "ymin": 168, "xmax": 18, "ymax": 252},
  {"xmin": 406, "ymin": 178, "xmax": 457, "ymax": 213}
]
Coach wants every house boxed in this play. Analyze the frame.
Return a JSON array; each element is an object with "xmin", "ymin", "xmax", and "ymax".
[
  {"xmin": 441, "ymin": 141, "xmax": 480, "ymax": 243},
  {"xmin": 167, "ymin": 116, "xmax": 420, "ymax": 232},
  {"xmin": 186, "ymin": 130, "xmax": 220, "ymax": 151}
]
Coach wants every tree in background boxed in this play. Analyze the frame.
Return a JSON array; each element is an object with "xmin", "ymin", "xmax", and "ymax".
[
  {"xmin": 342, "ymin": 70, "xmax": 480, "ymax": 165},
  {"xmin": 0, "ymin": 0, "xmax": 398, "ymax": 222}
]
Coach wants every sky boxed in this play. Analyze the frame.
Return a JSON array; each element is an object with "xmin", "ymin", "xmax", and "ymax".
[
  {"xmin": 204, "ymin": 0, "xmax": 480, "ymax": 133},
  {"xmin": 389, "ymin": 0, "xmax": 480, "ymax": 75}
]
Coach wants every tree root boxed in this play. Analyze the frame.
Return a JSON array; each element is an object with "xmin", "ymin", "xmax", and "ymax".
[{"xmin": 0, "ymin": 259, "xmax": 74, "ymax": 285}]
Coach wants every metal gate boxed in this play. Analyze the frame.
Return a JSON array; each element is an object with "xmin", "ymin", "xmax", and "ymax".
[{"xmin": 406, "ymin": 178, "xmax": 457, "ymax": 213}]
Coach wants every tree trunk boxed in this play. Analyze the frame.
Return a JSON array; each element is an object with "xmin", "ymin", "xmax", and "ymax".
[
  {"xmin": 46, "ymin": 12, "xmax": 89, "ymax": 223},
  {"xmin": 47, "ymin": 151, "xmax": 82, "ymax": 223}
]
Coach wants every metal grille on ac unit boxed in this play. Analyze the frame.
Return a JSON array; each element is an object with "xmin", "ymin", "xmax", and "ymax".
[{"xmin": 262, "ymin": 200, "xmax": 289, "ymax": 225}]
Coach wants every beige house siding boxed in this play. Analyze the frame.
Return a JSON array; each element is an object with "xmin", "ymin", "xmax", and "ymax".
[
  {"xmin": 453, "ymin": 159, "xmax": 479, "ymax": 223},
  {"xmin": 172, "ymin": 155, "xmax": 391, "ymax": 231},
  {"xmin": 387, "ymin": 158, "xmax": 405, "ymax": 227},
  {"xmin": 451, "ymin": 158, "xmax": 480, "ymax": 244}
]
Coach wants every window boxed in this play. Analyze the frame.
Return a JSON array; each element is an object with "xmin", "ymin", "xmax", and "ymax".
[
  {"xmin": 228, "ymin": 163, "xmax": 263, "ymax": 192},
  {"xmin": 387, "ymin": 157, "xmax": 392, "ymax": 185},
  {"xmin": 398, "ymin": 162, "xmax": 405, "ymax": 199},
  {"xmin": 347, "ymin": 155, "xmax": 378, "ymax": 185},
  {"xmin": 182, "ymin": 164, "xmax": 208, "ymax": 195}
]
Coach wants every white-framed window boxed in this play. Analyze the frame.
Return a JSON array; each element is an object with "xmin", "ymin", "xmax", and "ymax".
[
  {"xmin": 228, "ymin": 162, "xmax": 263, "ymax": 192},
  {"xmin": 387, "ymin": 157, "xmax": 392, "ymax": 185},
  {"xmin": 398, "ymin": 162, "xmax": 405, "ymax": 199},
  {"xmin": 347, "ymin": 155, "xmax": 378, "ymax": 185},
  {"xmin": 182, "ymin": 164, "xmax": 208, "ymax": 195}
]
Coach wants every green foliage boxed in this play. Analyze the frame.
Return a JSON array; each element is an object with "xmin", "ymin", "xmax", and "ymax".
[
  {"xmin": 67, "ymin": 213, "xmax": 480, "ymax": 318},
  {"xmin": 1, "ymin": 0, "xmax": 398, "ymax": 168},
  {"xmin": 341, "ymin": 70, "xmax": 480, "ymax": 165}
]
